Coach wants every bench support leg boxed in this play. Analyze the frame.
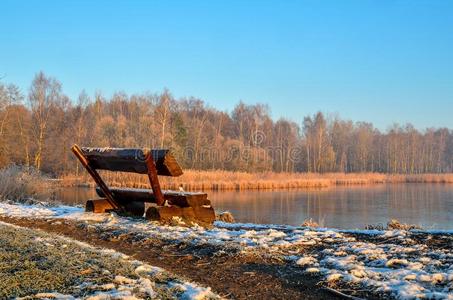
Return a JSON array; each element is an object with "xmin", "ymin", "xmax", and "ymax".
[
  {"xmin": 71, "ymin": 144, "xmax": 122, "ymax": 211},
  {"xmin": 145, "ymin": 151, "xmax": 165, "ymax": 206}
]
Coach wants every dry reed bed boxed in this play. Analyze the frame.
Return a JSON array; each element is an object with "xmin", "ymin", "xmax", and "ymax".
[{"xmin": 59, "ymin": 171, "xmax": 453, "ymax": 191}]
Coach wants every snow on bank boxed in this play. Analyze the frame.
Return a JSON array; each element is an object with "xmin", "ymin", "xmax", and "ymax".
[
  {"xmin": 0, "ymin": 202, "xmax": 354, "ymax": 249},
  {"xmin": 1, "ymin": 202, "xmax": 453, "ymax": 299},
  {"xmin": 298, "ymin": 240, "xmax": 453, "ymax": 299},
  {"xmin": 0, "ymin": 202, "xmax": 80, "ymax": 218}
]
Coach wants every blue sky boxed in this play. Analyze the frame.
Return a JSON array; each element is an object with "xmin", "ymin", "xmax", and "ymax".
[{"xmin": 1, "ymin": 0, "xmax": 452, "ymax": 130}]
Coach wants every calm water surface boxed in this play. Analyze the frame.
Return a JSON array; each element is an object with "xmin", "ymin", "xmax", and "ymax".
[{"xmin": 56, "ymin": 184, "xmax": 453, "ymax": 230}]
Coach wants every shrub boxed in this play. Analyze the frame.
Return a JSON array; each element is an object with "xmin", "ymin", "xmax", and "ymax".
[
  {"xmin": 386, "ymin": 219, "xmax": 421, "ymax": 230},
  {"xmin": 0, "ymin": 165, "xmax": 55, "ymax": 204},
  {"xmin": 216, "ymin": 211, "xmax": 235, "ymax": 223},
  {"xmin": 301, "ymin": 218, "xmax": 320, "ymax": 228},
  {"xmin": 365, "ymin": 219, "xmax": 421, "ymax": 231}
]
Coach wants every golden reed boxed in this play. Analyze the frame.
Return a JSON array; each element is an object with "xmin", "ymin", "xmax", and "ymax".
[{"xmin": 60, "ymin": 170, "xmax": 453, "ymax": 191}]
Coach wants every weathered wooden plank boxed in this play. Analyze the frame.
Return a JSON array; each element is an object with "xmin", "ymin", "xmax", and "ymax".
[
  {"xmin": 120, "ymin": 201, "xmax": 145, "ymax": 217},
  {"xmin": 85, "ymin": 198, "xmax": 115, "ymax": 213},
  {"xmin": 192, "ymin": 205, "xmax": 216, "ymax": 224},
  {"xmin": 80, "ymin": 147, "xmax": 183, "ymax": 177},
  {"xmin": 96, "ymin": 187, "xmax": 210, "ymax": 207},
  {"xmin": 86, "ymin": 198, "xmax": 145, "ymax": 216},
  {"xmin": 145, "ymin": 205, "xmax": 216, "ymax": 225},
  {"xmin": 167, "ymin": 194, "xmax": 211, "ymax": 208},
  {"xmin": 145, "ymin": 150, "xmax": 165, "ymax": 206},
  {"xmin": 146, "ymin": 206, "xmax": 195, "ymax": 221}
]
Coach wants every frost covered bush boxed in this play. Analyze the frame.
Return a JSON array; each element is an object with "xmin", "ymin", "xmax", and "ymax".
[
  {"xmin": 301, "ymin": 218, "xmax": 320, "ymax": 228},
  {"xmin": 386, "ymin": 219, "xmax": 421, "ymax": 230},
  {"xmin": 365, "ymin": 219, "xmax": 421, "ymax": 231},
  {"xmin": 216, "ymin": 211, "xmax": 235, "ymax": 223},
  {"xmin": 0, "ymin": 165, "xmax": 54, "ymax": 203}
]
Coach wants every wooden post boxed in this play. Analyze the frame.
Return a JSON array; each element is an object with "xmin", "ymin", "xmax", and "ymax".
[
  {"xmin": 71, "ymin": 144, "xmax": 123, "ymax": 211},
  {"xmin": 85, "ymin": 198, "xmax": 115, "ymax": 213},
  {"xmin": 145, "ymin": 150, "xmax": 165, "ymax": 206}
]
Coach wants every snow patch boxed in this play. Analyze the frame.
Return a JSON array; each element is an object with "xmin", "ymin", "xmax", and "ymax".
[{"xmin": 2, "ymin": 202, "xmax": 453, "ymax": 300}]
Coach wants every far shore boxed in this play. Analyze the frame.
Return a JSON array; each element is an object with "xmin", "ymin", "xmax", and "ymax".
[{"xmin": 58, "ymin": 170, "xmax": 453, "ymax": 191}]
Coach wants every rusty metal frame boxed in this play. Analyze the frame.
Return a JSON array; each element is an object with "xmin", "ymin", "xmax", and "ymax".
[
  {"xmin": 145, "ymin": 150, "xmax": 165, "ymax": 206},
  {"xmin": 71, "ymin": 144, "xmax": 123, "ymax": 211}
]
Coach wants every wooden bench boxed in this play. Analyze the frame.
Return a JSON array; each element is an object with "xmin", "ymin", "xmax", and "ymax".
[{"xmin": 71, "ymin": 144, "xmax": 216, "ymax": 225}]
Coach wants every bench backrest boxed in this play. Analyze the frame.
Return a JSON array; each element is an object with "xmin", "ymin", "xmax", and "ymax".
[{"xmin": 80, "ymin": 147, "xmax": 183, "ymax": 176}]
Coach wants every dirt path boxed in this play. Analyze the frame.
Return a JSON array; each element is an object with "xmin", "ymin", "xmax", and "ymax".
[{"xmin": 0, "ymin": 215, "xmax": 341, "ymax": 300}]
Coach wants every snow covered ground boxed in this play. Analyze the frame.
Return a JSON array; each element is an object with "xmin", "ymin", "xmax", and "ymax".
[
  {"xmin": 0, "ymin": 202, "xmax": 452, "ymax": 300},
  {"xmin": 0, "ymin": 220, "xmax": 219, "ymax": 300}
]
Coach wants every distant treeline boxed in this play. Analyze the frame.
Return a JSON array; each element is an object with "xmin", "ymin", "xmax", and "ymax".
[{"xmin": 1, "ymin": 72, "xmax": 452, "ymax": 175}]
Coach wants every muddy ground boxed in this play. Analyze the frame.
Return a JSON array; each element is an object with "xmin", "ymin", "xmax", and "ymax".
[
  {"xmin": 0, "ymin": 215, "xmax": 352, "ymax": 300},
  {"xmin": 5, "ymin": 215, "xmax": 449, "ymax": 299}
]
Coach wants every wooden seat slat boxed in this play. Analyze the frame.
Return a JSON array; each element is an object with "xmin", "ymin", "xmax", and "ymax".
[
  {"xmin": 81, "ymin": 147, "xmax": 183, "ymax": 177},
  {"xmin": 96, "ymin": 187, "xmax": 210, "ymax": 208}
]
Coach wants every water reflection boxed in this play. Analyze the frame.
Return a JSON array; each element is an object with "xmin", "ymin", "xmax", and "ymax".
[
  {"xmin": 56, "ymin": 184, "xmax": 453, "ymax": 229},
  {"xmin": 56, "ymin": 186, "xmax": 97, "ymax": 206},
  {"xmin": 209, "ymin": 185, "xmax": 453, "ymax": 229}
]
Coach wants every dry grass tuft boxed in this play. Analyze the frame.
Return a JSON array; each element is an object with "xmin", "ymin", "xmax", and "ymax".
[
  {"xmin": 0, "ymin": 223, "xmax": 137, "ymax": 297},
  {"xmin": 216, "ymin": 211, "xmax": 235, "ymax": 223},
  {"xmin": 365, "ymin": 219, "xmax": 421, "ymax": 231},
  {"xmin": 301, "ymin": 218, "xmax": 320, "ymax": 228},
  {"xmin": 386, "ymin": 219, "xmax": 421, "ymax": 230},
  {"xmin": 0, "ymin": 222, "xmax": 211, "ymax": 299}
]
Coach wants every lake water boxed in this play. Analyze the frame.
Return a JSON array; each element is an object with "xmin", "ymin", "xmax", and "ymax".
[{"xmin": 56, "ymin": 184, "xmax": 453, "ymax": 230}]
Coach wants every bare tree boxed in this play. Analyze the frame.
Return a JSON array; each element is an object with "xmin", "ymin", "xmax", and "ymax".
[
  {"xmin": 0, "ymin": 74, "xmax": 452, "ymax": 175},
  {"xmin": 28, "ymin": 72, "xmax": 62, "ymax": 170},
  {"xmin": 155, "ymin": 89, "xmax": 172, "ymax": 148}
]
